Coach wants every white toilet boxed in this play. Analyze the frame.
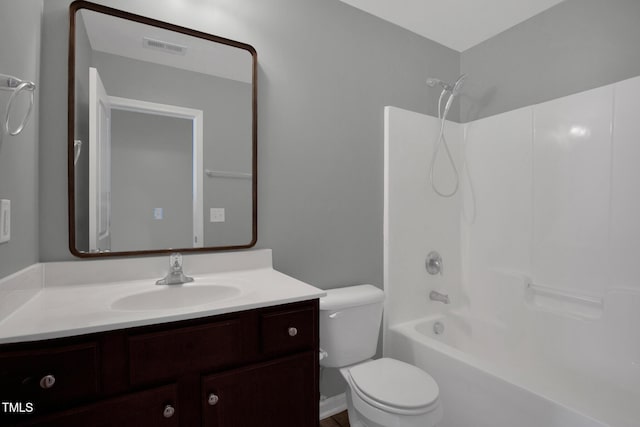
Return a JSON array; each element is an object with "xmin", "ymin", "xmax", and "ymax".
[{"xmin": 320, "ymin": 284, "xmax": 443, "ymax": 427}]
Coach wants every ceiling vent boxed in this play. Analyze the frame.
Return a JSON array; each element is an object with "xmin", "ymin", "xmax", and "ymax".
[{"xmin": 142, "ymin": 37, "xmax": 187, "ymax": 55}]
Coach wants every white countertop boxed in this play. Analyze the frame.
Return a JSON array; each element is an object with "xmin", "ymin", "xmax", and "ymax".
[{"xmin": 0, "ymin": 250, "xmax": 326, "ymax": 344}]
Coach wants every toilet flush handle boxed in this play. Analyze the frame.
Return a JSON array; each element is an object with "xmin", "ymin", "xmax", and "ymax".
[{"xmin": 319, "ymin": 349, "xmax": 328, "ymax": 361}]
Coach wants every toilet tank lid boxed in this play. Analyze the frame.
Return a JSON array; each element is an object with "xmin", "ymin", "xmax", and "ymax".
[{"xmin": 320, "ymin": 284, "xmax": 384, "ymax": 311}]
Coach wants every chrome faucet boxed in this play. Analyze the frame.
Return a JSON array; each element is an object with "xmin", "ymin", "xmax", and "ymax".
[
  {"xmin": 156, "ymin": 253, "xmax": 194, "ymax": 285},
  {"xmin": 429, "ymin": 290, "xmax": 450, "ymax": 304}
]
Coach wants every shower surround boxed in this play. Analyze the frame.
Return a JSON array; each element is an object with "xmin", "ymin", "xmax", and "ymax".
[{"xmin": 383, "ymin": 75, "xmax": 640, "ymax": 427}]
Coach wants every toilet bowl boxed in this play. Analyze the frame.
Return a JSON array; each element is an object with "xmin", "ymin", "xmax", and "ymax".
[
  {"xmin": 341, "ymin": 358, "xmax": 443, "ymax": 427},
  {"xmin": 320, "ymin": 285, "xmax": 443, "ymax": 427}
]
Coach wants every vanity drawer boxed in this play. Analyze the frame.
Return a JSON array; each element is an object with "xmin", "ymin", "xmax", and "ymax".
[
  {"xmin": 0, "ymin": 342, "xmax": 99, "ymax": 409},
  {"xmin": 128, "ymin": 319, "xmax": 241, "ymax": 386},
  {"xmin": 19, "ymin": 384, "xmax": 178, "ymax": 427},
  {"xmin": 260, "ymin": 305, "xmax": 316, "ymax": 355}
]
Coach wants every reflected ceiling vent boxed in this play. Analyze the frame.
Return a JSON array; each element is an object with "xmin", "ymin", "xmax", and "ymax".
[{"xmin": 142, "ymin": 37, "xmax": 187, "ymax": 55}]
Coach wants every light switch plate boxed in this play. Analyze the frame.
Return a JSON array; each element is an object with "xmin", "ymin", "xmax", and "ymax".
[
  {"xmin": 0, "ymin": 200, "xmax": 10, "ymax": 244},
  {"xmin": 210, "ymin": 208, "xmax": 225, "ymax": 223},
  {"xmin": 153, "ymin": 207, "xmax": 163, "ymax": 220}
]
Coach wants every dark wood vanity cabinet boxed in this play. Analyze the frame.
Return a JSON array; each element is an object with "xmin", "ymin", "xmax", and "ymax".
[
  {"xmin": 201, "ymin": 352, "xmax": 316, "ymax": 427},
  {"xmin": 13, "ymin": 385, "xmax": 180, "ymax": 427},
  {"xmin": 0, "ymin": 300, "xmax": 319, "ymax": 427}
]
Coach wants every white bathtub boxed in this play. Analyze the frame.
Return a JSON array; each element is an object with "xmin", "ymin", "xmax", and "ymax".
[{"xmin": 384, "ymin": 305, "xmax": 640, "ymax": 427}]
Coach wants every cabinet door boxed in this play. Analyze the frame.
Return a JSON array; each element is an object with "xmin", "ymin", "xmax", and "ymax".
[
  {"xmin": 0, "ymin": 342, "xmax": 99, "ymax": 412},
  {"xmin": 202, "ymin": 351, "xmax": 317, "ymax": 427},
  {"xmin": 128, "ymin": 318, "xmax": 241, "ymax": 386}
]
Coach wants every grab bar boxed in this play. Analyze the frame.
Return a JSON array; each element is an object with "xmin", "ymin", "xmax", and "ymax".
[{"xmin": 525, "ymin": 279, "xmax": 603, "ymax": 308}]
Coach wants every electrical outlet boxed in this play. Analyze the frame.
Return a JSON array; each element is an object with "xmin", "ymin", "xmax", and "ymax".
[
  {"xmin": 153, "ymin": 207, "xmax": 163, "ymax": 220},
  {"xmin": 210, "ymin": 208, "xmax": 225, "ymax": 223},
  {"xmin": 0, "ymin": 200, "xmax": 10, "ymax": 244}
]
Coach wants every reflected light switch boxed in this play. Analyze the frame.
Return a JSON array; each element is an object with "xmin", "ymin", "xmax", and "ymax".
[{"xmin": 210, "ymin": 208, "xmax": 225, "ymax": 223}]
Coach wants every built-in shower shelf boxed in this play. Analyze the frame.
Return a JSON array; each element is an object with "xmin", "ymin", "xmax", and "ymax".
[{"xmin": 525, "ymin": 279, "xmax": 603, "ymax": 320}]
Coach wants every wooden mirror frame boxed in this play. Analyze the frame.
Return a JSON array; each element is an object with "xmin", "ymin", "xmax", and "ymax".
[{"xmin": 68, "ymin": 0, "xmax": 257, "ymax": 258}]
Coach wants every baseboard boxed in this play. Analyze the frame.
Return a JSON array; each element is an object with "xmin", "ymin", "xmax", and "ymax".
[{"xmin": 319, "ymin": 393, "xmax": 347, "ymax": 420}]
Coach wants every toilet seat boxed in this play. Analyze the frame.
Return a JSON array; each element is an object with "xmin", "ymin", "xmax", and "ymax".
[{"xmin": 346, "ymin": 358, "xmax": 440, "ymax": 416}]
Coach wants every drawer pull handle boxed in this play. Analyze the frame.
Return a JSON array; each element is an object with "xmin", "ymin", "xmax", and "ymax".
[
  {"xmin": 39, "ymin": 374, "xmax": 56, "ymax": 389},
  {"xmin": 163, "ymin": 404, "xmax": 175, "ymax": 418},
  {"xmin": 208, "ymin": 393, "xmax": 219, "ymax": 406},
  {"xmin": 288, "ymin": 327, "xmax": 298, "ymax": 337}
]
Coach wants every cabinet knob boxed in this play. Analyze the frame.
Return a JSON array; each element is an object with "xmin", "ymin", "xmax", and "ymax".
[
  {"xmin": 39, "ymin": 374, "xmax": 56, "ymax": 389},
  {"xmin": 163, "ymin": 405, "xmax": 175, "ymax": 418},
  {"xmin": 208, "ymin": 393, "xmax": 219, "ymax": 406},
  {"xmin": 288, "ymin": 327, "xmax": 298, "ymax": 337}
]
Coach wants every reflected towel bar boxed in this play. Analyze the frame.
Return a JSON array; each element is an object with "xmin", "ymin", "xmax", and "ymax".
[{"xmin": 204, "ymin": 169, "xmax": 251, "ymax": 179}]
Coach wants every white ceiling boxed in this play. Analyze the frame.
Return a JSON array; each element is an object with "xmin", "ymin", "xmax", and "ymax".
[
  {"xmin": 80, "ymin": 10, "xmax": 252, "ymax": 83},
  {"xmin": 339, "ymin": 0, "xmax": 566, "ymax": 52}
]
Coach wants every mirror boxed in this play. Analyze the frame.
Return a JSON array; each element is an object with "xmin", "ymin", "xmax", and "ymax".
[{"xmin": 68, "ymin": 1, "xmax": 257, "ymax": 257}]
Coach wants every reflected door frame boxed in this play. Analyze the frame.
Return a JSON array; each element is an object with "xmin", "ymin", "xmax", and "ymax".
[
  {"xmin": 108, "ymin": 95, "xmax": 205, "ymax": 248},
  {"xmin": 89, "ymin": 67, "xmax": 112, "ymax": 252}
]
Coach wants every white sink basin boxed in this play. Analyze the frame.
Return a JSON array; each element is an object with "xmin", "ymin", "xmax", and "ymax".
[{"xmin": 111, "ymin": 284, "xmax": 242, "ymax": 311}]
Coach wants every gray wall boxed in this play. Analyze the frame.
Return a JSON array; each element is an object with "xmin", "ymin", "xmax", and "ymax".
[
  {"xmin": 39, "ymin": 0, "xmax": 459, "ymax": 284},
  {"xmin": 110, "ymin": 111, "xmax": 193, "ymax": 251},
  {"xmin": 0, "ymin": 0, "xmax": 42, "ymax": 279},
  {"xmin": 460, "ymin": 0, "xmax": 640, "ymax": 122},
  {"xmin": 204, "ymin": 176, "xmax": 252, "ymax": 247}
]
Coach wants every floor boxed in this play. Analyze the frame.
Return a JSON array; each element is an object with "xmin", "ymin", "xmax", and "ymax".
[{"xmin": 320, "ymin": 410, "xmax": 350, "ymax": 427}]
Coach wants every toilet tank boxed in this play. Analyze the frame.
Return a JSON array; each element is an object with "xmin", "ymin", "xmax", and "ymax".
[{"xmin": 319, "ymin": 284, "xmax": 384, "ymax": 368}]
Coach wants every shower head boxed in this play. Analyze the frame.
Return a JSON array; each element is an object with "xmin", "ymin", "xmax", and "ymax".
[
  {"xmin": 426, "ymin": 77, "xmax": 452, "ymax": 91},
  {"xmin": 426, "ymin": 74, "xmax": 466, "ymax": 95}
]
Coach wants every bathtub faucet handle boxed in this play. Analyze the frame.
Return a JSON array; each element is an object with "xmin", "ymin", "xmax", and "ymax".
[{"xmin": 426, "ymin": 251, "xmax": 443, "ymax": 275}]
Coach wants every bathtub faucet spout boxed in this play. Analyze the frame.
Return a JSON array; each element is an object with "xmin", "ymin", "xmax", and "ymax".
[{"xmin": 429, "ymin": 290, "xmax": 450, "ymax": 304}]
